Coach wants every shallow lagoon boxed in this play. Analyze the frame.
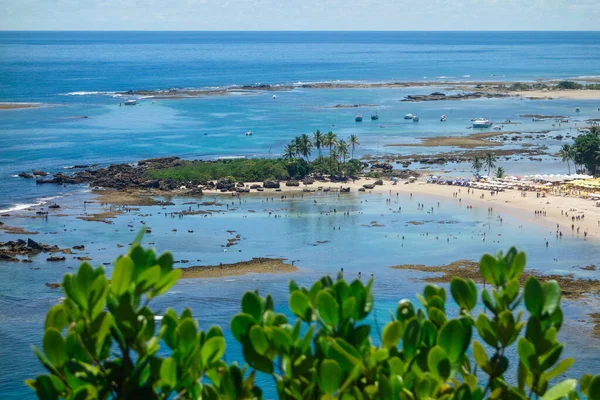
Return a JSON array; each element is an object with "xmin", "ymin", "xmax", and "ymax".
[{"xmin": 1, "ymin": 189, "xmax": 599, "ymax": 398}]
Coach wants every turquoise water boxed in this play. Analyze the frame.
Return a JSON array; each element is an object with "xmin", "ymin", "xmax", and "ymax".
[{"xmin": 1, "ymin": 31, "xmax": 600, "ymax": 397}]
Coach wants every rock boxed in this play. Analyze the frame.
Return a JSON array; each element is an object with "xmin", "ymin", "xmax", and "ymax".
[
  {"xmin": 358, "ymin": 187, "xmax": 366, "ymax": 192},
  {"xmin": 374, "ymin": 179, "xmax": 384, "ymax": 186},
  {"xmin": 0, "ymin": 254, "xmax": 19, "ymax": 262},
  {"xmin": 303, "ymin": 178, "xmax": 314, "ymax": 185},
  {"xmin": 32, "ymin": 170, "xmax": 48, "ymax": 177},
  {"xmin": 363, "ymin": 184, "xmax": 376, "ymax": 189},
  {"xmin": 48, "ymin": 204, "xmax": 60, "ymax": 209},
  {"xmin": 18, "ymin": 172, "xmax": 34, "ymax": 179},
  {"xmin": 263, "ymin": 181, "xmax": 280, "ymax": 189},
  {"xmin": 45, "ymin": 282, "xmax": 61, "ymax": 289},
  {"xmin": 47, "ymin": 256, "xmax": 66, "ymax": 262},
  {"xmin": 340, "ymin": 187, "xmax": 350, "ymax": 193},
  {"xmin": 250, "ymin": 184, "xmax": 262, "ymax": 189},
  {"xmin": 27, "ymin": 238, "xmax": 43, "ymax": 251},
  {"xmin": 72, "ymin": 245, "xmax": 85, "ymax": 250},
  {"xmin": 285, "ymin": 181, "xmax": 300, "ymax": 187}
]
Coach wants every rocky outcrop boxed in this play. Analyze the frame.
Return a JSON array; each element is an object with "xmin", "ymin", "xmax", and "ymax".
[
  {"xmin": 18, "ymin": 172, "xmax": 34, "ymax": 179},
  {"xmin": 47, "ymin": 256, "xmax": 66, "ymax": 262},
  {"xmin": 402, "ymin": 92, "xmax": 510, "ymax": 102},
  {"xmin": 363, "ymin": 184, "xmax": 375, "ymax": 189},
  {"xmin": 285, "ymin": 181, "xmax": 300, "ymax": 187},
  {"xmin": 263, "ymin": 181, "xmax": 280, "ymax": 189}
]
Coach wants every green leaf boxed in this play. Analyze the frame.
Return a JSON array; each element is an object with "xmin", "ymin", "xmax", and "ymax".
[
  {"xmin": 545, "ymin": 358, "xmax": 574, "ymax": 381},
  {"xmin": 201, "ymin": 336, "xmax": 226, "ymax": 365},
  {"xmin": 111, "ymin": 256, "xmax": 135, "ymax": 296},
  {"xmin": 438, "ymin": 319, "xmax": 470, "ymax": 363},
  {"xmin": 479, "ymin": 254, "xmax": 497, "ymax": 286},
  {"xmin": 541, "ymin": 281, "xmax": 561, "ymax": 316},
  {"xmin": 249, "ymin": 326, "xmax": 269, "ymax": 356},
  {"xmin": 33, "ymin": 375, "xmax": 59, "ymax": 400},
  {"xmin": 137, "ymin": 265, "xmax": 161, "ymax": 292},
  {"xmin": 403, "ymin": 319, "xmax": 421, "ymax": 359},
  {"xmin": 44, "ymin": 305, "xmax": 67, "ymax": 332},
  {"xmin": 396, "ymin": 299, "xmax": 415, "ymax": 322},
  {"xmin": 160, "ymin": 357, "xmax": 177, "ymax": 388},
  {"xmin": 178, "ymin": 318, "xmax": 197, "ymax": 354},
  {"xmin": 539, "ymin": 344, "xmax": 563, "ymax": 371},
  {"xmin": 588, "ymin": 375, "xmax": 600, "ymax": 400},
  {"xmin": 541, "ymin": 379, "xmax": 576, "ymax": 400},
  {"xmin": 289, "ymin": 290, "xmax": 311, "ymax": 320},
  {"xmin": 230, "ymin": 313, "xmax": 254, "ymax": 342},
  {"xmin": 472, "ymin": 340, "xmax": 489, "ymax": 371},
  {"xmin": 525, "ymin": 277, "xmax": 543, "ymax": 317},
  {"xmin": 427, "ymin": 345, "xmax": 451, "ymax": 380},
  {"xmin": 451, "ymin": 278, "xmax": 477, "ymax": 311},
  {"xmin": 517, "ymin": 338, "xmax": 538, "ymax": 372},
  {"xmin": 508, "ymin": 251, "xmax": 527, "ymax": 279},
  {"xmin": 320, "ymin": 360, "xmax": 342, "ymax": 395},
  {"xmin": 317, "ymin": 291, "xmax": 339, "ymax": 327},
  {"xmin": 241, "ymin": 291, "xmax": 263, "ymax": 321},
  {"xmin": 382, "ymin": 321, "xmax": 402, "ymax": 349},
  {"xmin": 43, "ymin": 328, "xmax": 67, "ymax": 367}
]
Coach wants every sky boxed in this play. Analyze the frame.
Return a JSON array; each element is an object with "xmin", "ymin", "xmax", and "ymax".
[{"xmin": 0, "ymin": 0, "xmax": 599, "ymax": 31}]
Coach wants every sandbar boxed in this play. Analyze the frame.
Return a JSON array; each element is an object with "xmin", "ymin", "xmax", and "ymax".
[{"xmin": 180, "ymin": 257, "xmax": 298, "ymax": 279}]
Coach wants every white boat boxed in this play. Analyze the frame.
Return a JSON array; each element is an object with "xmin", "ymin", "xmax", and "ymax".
[
  {"xmin": 493, "ymin": 125, "xmax": 502, "ymax": 130},
  {"xmin": 532, "ymin": 117, "xmax": 545, "ymax": 122},
  {"xmin": 472, "ymin": 118, "xmax": 493, "ymax": 128},
  {"xmin": 245, "ymin": 130, "xmax": 253, "ymax": 136},
  {"xmin": 404, "ymin": 114, "xmax": 414, "ymax": 120},
  {"xmin": 124, "ymin": 99, "xmax": 137, "ymax": 106},
  {"xmin": 272, "ymin": 95, "xmax": 277, "ymax": 99},
  {"xmin": 561, "ymin": 118, "xmax": 569, "ymax": 123},
  {"xmin": 412, "ymin": 116, "xmax": 419, "ymax": 122},
  {"xmin": 355, "ymin": 114, "xmax": 363, "ymax": 122},
  {"xmin": 440, "ymin": 115, "xmax": 447, "ymax": 122}
]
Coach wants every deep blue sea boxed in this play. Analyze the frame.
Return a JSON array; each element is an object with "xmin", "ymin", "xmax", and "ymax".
[{"xmin": 1, "ymin": 32, "xmax": 600, "ymax": 398}]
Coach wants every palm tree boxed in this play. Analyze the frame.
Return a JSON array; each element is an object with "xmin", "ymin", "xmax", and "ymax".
[
  {"xmin": 324, "ymin": 131, "xmax": 337, "ymax": 176},
  {"xmin": 324, "ymin": 131, "xmax": 337, "ymax": 155},
  {"xmin": 313, "ymin": 130, "xmax": 324, "ymax": 157},
  {"xmin": 337, "ymin": 140, "xmax": 349, "ymax": 163},
  {"xmin": 298, "ymin": 133, "xmax": 313, "ymax": 161},
  {"xmin": 484, "ymin": 152, "xmax": 496, "ymax": 176},
  {"xmin": 283, "ymin": 143, "xmax": 296, "ymax": 160},
  {"xmin": 349, "ymin": 135, "xmax": 359, "ymax": 159},
  {"xmin": 558, "ymin": 144, "xmax": 573, "ymax": 175},
  {"xmin": 293, "ymin": 136, "xmax": 303, "ymax": 159},
  {"xmin": 472, "ymin": 156, "xmax": 483, "ymax": 176},
  {"xmin": 495, "ymin": 166, "xmax": 506, "ymax": 179}
]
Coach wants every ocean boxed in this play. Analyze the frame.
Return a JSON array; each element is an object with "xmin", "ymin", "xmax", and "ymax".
[{"xmin": 1, "ymin": 31, "xmax": 600, "ymax": 398}]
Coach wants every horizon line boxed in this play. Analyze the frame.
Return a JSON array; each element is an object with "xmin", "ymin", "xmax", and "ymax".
[{"xmin": 1, "ymin": 29, "xmax": 599, "ymax": 33}]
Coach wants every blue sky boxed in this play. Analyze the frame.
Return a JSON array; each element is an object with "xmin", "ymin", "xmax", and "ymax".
[{"xmin": 1, "ymin": 0, "xmax": 599, "ymax": 30}]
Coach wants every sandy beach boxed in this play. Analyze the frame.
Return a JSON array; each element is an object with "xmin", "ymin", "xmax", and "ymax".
[
  {"xmin": 197, "ymin": 177, "xmax": 600, "ymax": 241},
  {"xmin": 514, "ymin": 89, "xmax": 600, "ymax": 100},
  {"xmin": 0, "ymin": 103, "xmax": 40, "ymax": 110}
]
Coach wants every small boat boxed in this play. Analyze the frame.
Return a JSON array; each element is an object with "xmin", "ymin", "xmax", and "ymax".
[
  {"xmin": 124, "ymin": 99, "xmax": 137, "ymax": 106},
  {"xmin": 412, "ymin": 116, "xmax": 419, "ymax": 122},
  {"xmin": 493, "ymin": 125, "xmax": 502, "ymax": 130},
  {"xmin": 355, "ymin": 114, "xmax": 363, "ymax": 122},
  {"xmin": 561, "ymin": 118, "xmax": 569, "ymax": 123},
  {"xmin": 532, "ymin": 117, "xmax": 545, "ymax": 122},
  {"xmin": 245, "ymin": 130, "xmax": 253, "ymax": 136},
  {"xmin": 440, "ymin": 115, "xmax": 447, "ymax": 122},
  {"xmin": 575, "ymin": 108, "xmax": 580, "ymax": 112},
  {"xmin": 472, "ymin": 118, "xmax": 493, "ymax": 128},
  {"xmin": 371, "ymin": 112, "xmax": 379, "ymax": 121},
  {"xmin": 404, "ymin": 114, "xmax": 414, "ymax": 120},
  {"xmin": 503, "ymin": 119, "xmax": 512, "ymax": 123},
  {"xmin": 272, "ymin": 95, "xmax": 277, "ymax": 99}
]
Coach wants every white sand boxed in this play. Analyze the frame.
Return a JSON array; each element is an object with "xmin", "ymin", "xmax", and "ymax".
[{"xmin": 515, "ymin": 90, "xmax": 600, "ymax": 100}]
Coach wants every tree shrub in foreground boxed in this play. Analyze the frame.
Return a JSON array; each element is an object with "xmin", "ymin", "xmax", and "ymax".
[{"xmin": 28, "ymin": 240, "xmax": 600, "ymax": 399}]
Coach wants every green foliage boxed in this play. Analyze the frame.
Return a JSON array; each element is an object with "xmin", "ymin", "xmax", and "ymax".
[
  {"xmin": 147, "ymin": 158, "xmax": 291, "ymax": 182},
  {"xmin": 572, "ymin": 130, "xmax": 600, "ymax": 176},
  {"xmin": 557, "ymin": 81, "xmax": 584, "ymax": 90},
  {"xmin": 495, "ymin": 166, "xmax": 506, "ymax": 179},
  {"xmin": 29, "ymin": 243, "xmax": 600, "ymax": 399}
]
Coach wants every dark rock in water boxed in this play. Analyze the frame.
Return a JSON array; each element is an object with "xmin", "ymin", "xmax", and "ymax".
[
  {"xmin": 235, "ymin": 187, "xmax": 250, "ymax": 193},
  {"xmin": 374, "ymin": 179, "xmax": 384, "ymax": 186},
  {"xmin": 45, "ymin": 282, "xmax": 61, "ymax": 289},
  {"xmin": 47, "ymin": 256, "xmax": 66, "ymax": 262},
  {"xmin": 263, "ymin": 181, "xmax": 280, "ymax": 189},
  {"xmin": 18, "ymin": 172, "xmax": 34, "ymax": 179},
  {"xmin": 48, "ymin": 204, "xmax": 60, "ymax": 209},
  {"xmin": 363, "ymin": 184, "xmax": 376, "ymax": 189},
  {"xmin": 285, "ymin": 181, "xmax": 300, "ymax": 187},
  {"xmin": 72, "ymin": 245, "xmax": 85, "ymax": 250},
  {"xmin": 358, "ymin": 187, "xmax": 366, "ymax": 192},
  {"xmin": 32, "ymin": 170, "xmax": 48, "ymax": 177},
  {"xmin": 340, "ymin": 187, "xmax": 350, "ymax": 193},
  {"xmin": 27, "ymin": 238, "xmax": 43, "ymax": 251},
  {"xmin": 0, "ymin": 254, "xmax": 19, "ymax": 262}
]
